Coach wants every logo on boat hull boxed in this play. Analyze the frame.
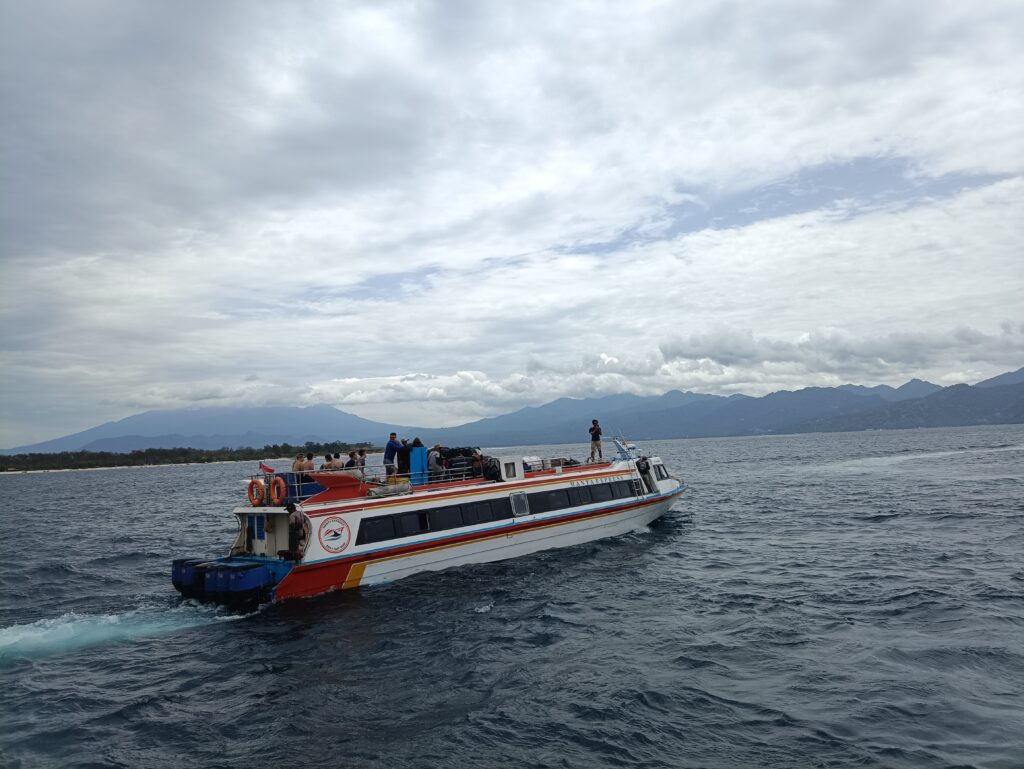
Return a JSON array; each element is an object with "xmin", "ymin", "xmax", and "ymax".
[{"xmin": 318, "ymin": 516, "xmax": 352, "ymax": 554}]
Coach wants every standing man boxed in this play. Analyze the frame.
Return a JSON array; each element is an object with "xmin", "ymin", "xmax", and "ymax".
[
  {"xmin": 428, "ymin": 443, "xmax": 443, "ymax": 483},
  {"xmin": 588, "ymin": 419, "xmax": 603, "ymax": 462},
  {"xmin": 383, "ymin": 432, "xmax": 402, "ymax": 478},
  {"xmin": 396, "ymin": 438, "xmax": 412, "ymax": 476}
]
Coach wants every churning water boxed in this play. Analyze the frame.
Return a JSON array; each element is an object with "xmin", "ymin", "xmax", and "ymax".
[{"xmin": 1, "ymin": 425, "xmax": 1022, "ymax": 768}]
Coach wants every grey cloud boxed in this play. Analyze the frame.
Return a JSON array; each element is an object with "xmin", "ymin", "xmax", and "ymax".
[
  {"xmin": 1, "ymin": 2, "xmax": 447, "ymax": 259},
  {"xmin": 660, "ymin": 326, "xmax": 1024, "ymax": 377},
  {"xmin": 2, "ymin": 2, "xmax": 250, "ymax": 256},
  {"xmin": 657, "ymin": 1, "xmax": 1014, "ymax": 89}
]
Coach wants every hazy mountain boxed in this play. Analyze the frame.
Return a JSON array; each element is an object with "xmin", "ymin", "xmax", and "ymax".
[
  {"xmin": 636, "ymin": 387, "xmax": 888, "ymax": 438},
  {"xmin": 975, "ymin": 366, "xmax": 1024, "ymax": 388},
  {"xmin": 796, "ymin": 381, "xmax": 1024, "ymax": 432},
  {"xmin": 5, "ymin": 406, "xmax": 413, "ymax": 454},
  {"xmin": 435, "ymin": 390, "xmax": 728, "ymax": 446},
  {"xmin": 5, "ymin": 370, "xmax": 1023, "ymax": 454},
  {"xmin": 837, "ymin": 378, "xmax": 941, "ymax": 401}
]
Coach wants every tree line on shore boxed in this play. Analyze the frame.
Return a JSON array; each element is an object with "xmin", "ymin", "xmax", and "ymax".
[{"xmin": 0, "ymin": 441, "xmax": 378, "ymax": 472}]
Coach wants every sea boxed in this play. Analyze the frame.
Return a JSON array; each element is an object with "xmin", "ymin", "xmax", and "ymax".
[{"xmin": 1, "ymin": 425, "xmax": 1022, "ymax": 769}]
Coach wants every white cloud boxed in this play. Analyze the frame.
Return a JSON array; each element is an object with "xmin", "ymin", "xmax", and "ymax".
[{"xmin": 1, "ymin": 1, "xmax": 1023, "ymax": 445}]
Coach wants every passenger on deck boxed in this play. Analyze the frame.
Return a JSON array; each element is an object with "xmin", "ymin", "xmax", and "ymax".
[
  {"xmin": 428, "ymin": 444, "xmax": 443, "ymax": 482},
  {"xmin": 332, "ymin": 452, "xmax": 343, "ymax": 469},
  {"xmin": 301, "ymin": 453, "xmax": 315, "ymax": 472},
  {"xmin": 396, "ymin": 438, "xmax": 412, "ymax": 476},
  {"xmin": 588, "ymin": 419, "xmax": 603, "ymax": 462},
  {"xmin": 291, "ymin": 453, "xmax": 304, "ymax": 472},
  {"xmin": 384, "ymin": 432, "xmax": 401, "ymax": 476},
  {"xmin": 341, "ymin": 450, "xmax": 362, "ymax": 480},
  {"xmin": 357, "ymin": 449, "xmax": 367, "ymax": 468},
  {"xmin": 320, "ymin": 453, "xmax": 333, "ymax": 470},
  {"xmin": 286, "ymin": 502, "xmax": 307, "ymax": 556}
]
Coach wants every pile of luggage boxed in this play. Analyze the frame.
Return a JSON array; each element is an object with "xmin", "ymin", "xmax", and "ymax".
[{"xmin": 437, "ymin": 446, "xmax": 477, "ymax": 477}]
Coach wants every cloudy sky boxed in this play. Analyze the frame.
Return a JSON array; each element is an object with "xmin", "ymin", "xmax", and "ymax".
[{"xmin": 1, "ymin": 1, "xmax": 1022, "ymax": 446}]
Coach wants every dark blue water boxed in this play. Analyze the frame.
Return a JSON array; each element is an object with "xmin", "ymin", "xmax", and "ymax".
[{"xmin": 2, "ymin": 425, "xmax": 1023, "ymax": 769}]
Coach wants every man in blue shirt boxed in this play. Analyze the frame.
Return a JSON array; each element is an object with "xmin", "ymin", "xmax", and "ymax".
[{"xmin": 383, "ymin": 432, "xmax": 402, "ymax": 477}]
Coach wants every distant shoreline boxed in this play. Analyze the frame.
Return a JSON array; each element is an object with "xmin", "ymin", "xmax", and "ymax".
[
  {"xmin": 0, "ymin": 443, "xmax": 381, "ymax": 473},
  {"xmin": 0, "ymin": 460, "xmax": 256, "ymax": 475}
]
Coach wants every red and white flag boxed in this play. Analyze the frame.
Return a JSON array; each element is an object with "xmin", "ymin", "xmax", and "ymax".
[{"xmin": 259, "ymin": 462, "xmax": 275, "ymax": 474}]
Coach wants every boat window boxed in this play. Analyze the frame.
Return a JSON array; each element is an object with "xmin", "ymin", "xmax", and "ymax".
[
  {"xmin": 526, "ymin": 492, "xmax": 549, "ymax": 514},
  {"xmin": 490, "ymin": 497, "xmax": 514, "ymax": 520},
  {"xmin": 504, "ymin": 462, "xmax": 517, "ymax": 479},
  {"xmin": 397, "ymin": 512, "xmax": 429, "ymax": 537},
  {"xmin": 590, "ymin": 483, "xmax": 613, "ymax": 503},
  {"xmin": 357, "ymin": 515, "xmax": 396, "ymax": 545},
  {"xmin": 654, "ymin": 464, "xmax": 669, "ymax": 480},
  {"xmin": 612, "ymin": 481, "xmax": 633, "ymax": 498},
  {"xmin": 569, "ymin": 487, "xmax": 592, "ymax": 506},
  {"xmin": 430, "ymin": 506, "xmax": 464, "ymax": 531},
  {"xmin": 510, "ymin": 492, "xmax": 530, "ymax": 516},
  {"xmin": 546, "ymin": 489, "xmax": 570, "ymax": 511},
  {"xmin": 463, "ymin": 501, "xmax": 493, "ymax": 524}
]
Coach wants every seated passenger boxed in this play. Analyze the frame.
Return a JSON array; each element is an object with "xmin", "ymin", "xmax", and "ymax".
[{"xmin": 291, "ymin": 453, "xmax": 304, "ymax": 472}]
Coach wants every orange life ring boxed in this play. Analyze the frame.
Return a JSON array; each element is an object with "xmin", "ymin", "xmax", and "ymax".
[
  {"xmin": 247, "ymin": 478, "xmax": 266, "ymax": 506},
  {"xmin": 270, "ymin": 476, "xmax": 287, "ymax": 506}
]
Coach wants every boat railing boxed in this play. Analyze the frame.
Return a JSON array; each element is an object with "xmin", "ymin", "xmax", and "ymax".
[
  {"xmin": 248, "ymin": 461, "xmax": 489, "ymax": 506},
  {"xmin": 246, "ymin": 452, "xmax": 612, "ymax": 507}
]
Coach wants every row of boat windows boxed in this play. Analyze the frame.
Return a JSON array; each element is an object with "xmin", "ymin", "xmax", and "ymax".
[{"xmin": 354, "ymin": 478, "xmax": 641, "ymax": 546}]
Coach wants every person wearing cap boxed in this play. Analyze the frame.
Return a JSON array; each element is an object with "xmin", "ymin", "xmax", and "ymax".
[{"xmin": 588, "ymin": 419, "xmax": 603, "ymax": 462}]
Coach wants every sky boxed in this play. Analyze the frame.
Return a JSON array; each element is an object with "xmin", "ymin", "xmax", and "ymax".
[{"xmin": 1, "ymin": 0, "xmax": 1023, "ymax": 447}]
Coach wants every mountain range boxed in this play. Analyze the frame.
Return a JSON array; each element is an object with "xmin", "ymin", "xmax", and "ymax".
[{"xmin": 4, "ymin": 367, "xmax": 1023, "ymax": 454}]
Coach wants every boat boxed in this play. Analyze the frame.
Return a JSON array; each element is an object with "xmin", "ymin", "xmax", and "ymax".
[{"xmin": 171, "ymin": 438, "xmax": 685, "ymax": 607}]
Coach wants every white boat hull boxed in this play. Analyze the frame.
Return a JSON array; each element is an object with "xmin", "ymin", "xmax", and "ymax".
[{"xmin": 347, "ymin": 494, "xmax": 676, "ymax": 588}]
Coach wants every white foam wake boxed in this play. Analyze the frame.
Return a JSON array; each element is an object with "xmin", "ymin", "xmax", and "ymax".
[{"xmin": 0, "ymin": 605, "xmax": 251, "ymax": 660}]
